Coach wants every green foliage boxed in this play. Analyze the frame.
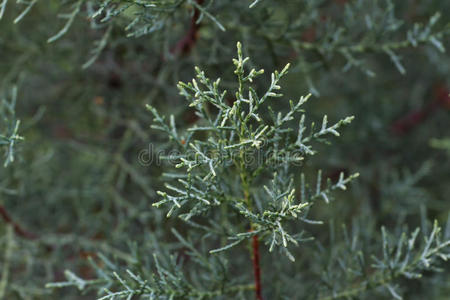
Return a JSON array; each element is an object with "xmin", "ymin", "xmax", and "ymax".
[
  {"xmin": 0, "ymin": 0, "xmax": 449, "ymax": 299},
  {"xmin": 149, "ymin": 42, "xmax": 358, "ymax": 260},
  {"xmin": 430, "ymin": 138, "xmax": 450, "ymax": 153},
  {"xmin": 317, "ymin": 220, "xmax": 450, "ymax": 299},
  {"xmin": 0, "ymin": 87, "xmax": 23, "ymax": 167}
]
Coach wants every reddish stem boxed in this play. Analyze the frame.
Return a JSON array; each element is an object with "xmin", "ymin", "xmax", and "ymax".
[
  {"xmin": 390, "ymin": 107, "xmax": 432, "ymax": 135},
  {"xmin": 391, "ymin": 85, "xmax": 449, "ymax": 136},
  {"xmin": 0, "ymin": 205, "xmax": 37, "ymax": 240},
  {"xmin": 252, "ymin": 234, "xmax": 263, "ymax": 300},
  {"xmin": 171, "ymin": 0, "xmax": 204, "ymax": 56}
]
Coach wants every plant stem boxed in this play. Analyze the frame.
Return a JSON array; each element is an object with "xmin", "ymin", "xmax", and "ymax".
[
  {"xmin": 241, "ymin": 165, "xmax": 263, "ymax": 299},
  {"xmin": 0, "ymin": 205, "xmax": 37, "ymax": 240},
  {"xmin": 171, "ymin": 0, "xmax": 204, "ymax": 55},
  {"xmin": 251, "ymin": 233, "xmax": 263, "ymax": 300}
]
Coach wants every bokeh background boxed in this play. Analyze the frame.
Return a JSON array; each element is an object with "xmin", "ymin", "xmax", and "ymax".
[{"xmin": 0, "ymin": 0, "xmax": 449, "ymax": 299}]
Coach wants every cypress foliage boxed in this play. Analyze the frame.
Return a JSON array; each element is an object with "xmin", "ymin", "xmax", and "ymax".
[{"xmin": 0, "ymin": 1, "xmax": 449, "ymax": 299}]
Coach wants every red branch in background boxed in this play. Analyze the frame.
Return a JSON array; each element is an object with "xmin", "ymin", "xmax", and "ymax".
[
  {"xmin": 252, "ymin": 234, "xmax": 263, "ymax": 300},
  {"xmin": 171, "ymin": 0, "xmax": 204, "ymax": 56},
  {"xmin": 0, "ymin": 205, "xmax": 37, "ymax": 240},
  {"xmin": 391, "ymin": 84, "xmax": 450, "ymax": 135},
  {"xmin": 390, "ymin": 107, "xmax": 432, "ymax": 135}
]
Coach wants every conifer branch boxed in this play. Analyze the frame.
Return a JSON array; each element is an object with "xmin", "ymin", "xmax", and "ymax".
[
  {"xmin": 148, "ymin": 42, "xmax": 358, "ymax": 298},
  {"xmin": 319, "ymin": 221, "xmax": 450, "ymax": 300},
  {"xmin": 2, "ymin": 1, "xmax": 449, "ymax": 299}
]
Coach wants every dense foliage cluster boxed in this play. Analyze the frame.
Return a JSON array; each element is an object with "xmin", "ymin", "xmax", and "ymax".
[{"xmin": 0, "ymin": 0, "xmax": 449, "ymax": 299}]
